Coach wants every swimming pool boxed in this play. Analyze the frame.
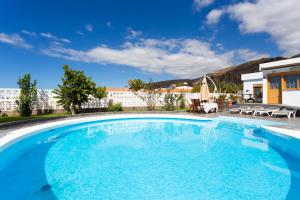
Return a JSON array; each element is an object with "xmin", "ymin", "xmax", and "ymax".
[{"xmin": 0, "ymin": 115, "xmax": 299, "ymax": 200}]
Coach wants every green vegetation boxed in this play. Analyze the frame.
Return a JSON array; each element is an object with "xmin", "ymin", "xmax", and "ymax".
[
  {"xmin": 108, "ymin": 103, "xmax": 123, "ymax": 112},
  {"xmin": 177, "ymin": 92, "xmax": 186, "ymax": 109},
  {"xmin": 16, "ymin": 74, "xmax": 38, "ymax": 117},
  {"xmin": 0, "ymin": 113, "xmax": 68, "ymax": 124},
  {"xmin": 192, "ymin": 85, "xmax": 200, "ymax": 93},
  {"xmin": 54, "ymin": 65, "xmax": 107, "ymax": 115},
  {"xmin": 162, "ymin": 91, "xmax": 187, "ymax": 111},
  {"xmin": 163, "ymin": 91, "xmax": 176, "ymax": 111},
  {"xmin": 128, "ymin": 79, "xmax": 145, "ymax": 91},
  {"xmin": 216, "ymin": 81, "xmax": 241, "ymax": 93},
  {"xmin": 192, "ymin": 81, "xmax": 241, "ymax": 94}
]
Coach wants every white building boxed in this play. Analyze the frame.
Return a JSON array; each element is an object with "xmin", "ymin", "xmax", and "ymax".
[
  {"xmin": 241, "ymin": 72, "xmax": 263, "ymax": 102},
  {"xmin": 242, "ymin": 58, "xmax": 300, "ymax": 107}
]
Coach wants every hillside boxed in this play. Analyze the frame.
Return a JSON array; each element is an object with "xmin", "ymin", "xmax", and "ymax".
[
  {"xmin": 149, "ymin": 56, "xmax": 287, "ymax": 88},
  {"xmin": 205, "ymin": 57, "xmax": 285, "ymax": 85}
]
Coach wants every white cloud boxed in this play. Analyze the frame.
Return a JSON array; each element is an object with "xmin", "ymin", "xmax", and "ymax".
[
  {"xmin": 0, "ymin": 33, "xmax": 32, "ymax": 49},
  {"xmin": 40, "ymin": 32, "xmax": 71, "ymax": 43},
  {"xmin": 207, "ymin": 0, "xmax": 300, "ymax": 55},
  {"xmin": 126, "ymin": 27, "xmax": 143, "ymax": 40},
  {"xmin": 206, "ymin": 9, "xmax": 225, "ymax": 25},
  {"xmin": 85, "ymin": 23, "xmax": 94, "ymax": 32},
  {"xmin": 41, "ymin": 35, "xmax": 268, "ymax": 77},
  {"xmin": 41, "ymin": 38, "xmax": 238, "ymax": 78},
  {"xmin": 40, "ymin": 32, "xmax": 56, "ymax": 40},
  {"xmin": 235, "ymin": 49, "xmax": 269, "ymax": 63},
  {"xmin": 194, "ymin": 0, "xmax": 214, "ymax": 10},
  {"xmin": 216, "ymin": 43, "xmax": 224, "ymax": 51},
  {"xmin": 21, "ymin": 30, "xmax": 37, "ymax": 37},
  {"xmin": 76, "ymin": 31, "xmax": 84, "ymax": 36}
]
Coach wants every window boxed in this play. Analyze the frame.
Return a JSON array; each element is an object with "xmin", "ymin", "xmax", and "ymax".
[
  {"xmin": 285, "ymin": 74, "xmax": 300, "ymax": 89},
  {"xmin": 270, "ymin": 76, "xmax": 281, "ymax": 89}
]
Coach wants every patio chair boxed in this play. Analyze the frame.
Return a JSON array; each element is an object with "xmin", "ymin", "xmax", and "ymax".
[
  {"xmin": 271, "ymin": 108, "xmax": 296, "ymax": 118},
  {"xmin": 253, "ymin": 107, "xmax": 279, "ymax": 116},
  {"xmin": 229, "ymin": 106, "xmax": 250, "ymax": 114},
  {"xmin": 190, "ymin": 99, "xmax": 201, "ymax": 112},
  {"xmin": 240, "ymin": 106, "xmax": 264, "ymax": 115}
]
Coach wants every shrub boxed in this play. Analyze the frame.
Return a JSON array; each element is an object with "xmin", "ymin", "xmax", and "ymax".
[
  {"xmin": 108, "ymin": 103, "xmax": 123, "ymax": 112},
  {"xmin": 163, "ymin": 92, "xmax": 176, "ymax": 111},
  {"xmin": 2, "ymin": 113, "xmax": 8, "ymax": 117},
  {"xmin": 37, "ymin": 109, "xmax": 55, "ymax": 115},
  {"xmin": 177, "ymin": 93, "xmax": 186, "ymax": 109}
]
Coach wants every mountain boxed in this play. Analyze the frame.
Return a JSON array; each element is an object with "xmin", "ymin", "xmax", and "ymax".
[
  {"xmin": 204, "ymin": 57, "xmax": 285, "ymax": 85},
  {"xmin": 149, "ymin": 56, "xmax": 288, "ymax": 88}
]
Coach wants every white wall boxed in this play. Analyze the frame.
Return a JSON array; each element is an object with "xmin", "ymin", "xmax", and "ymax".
[
  {"xmin": 262, "ymin": 78, "xmax": 268, "ymax": 104},
  {"xmin": 282, "ymin": 91, "xmax": 300, "ymax": 107},
  {"xmin": 1, "ymin": 88, "xmax": 237, "ymax": 112},
  {"xmin": 241, "ymin": 72, "xmax": 263, "ymax": 100},
  {"xmin": 260, "ymin": 57, "xmax": 300, "ymax": 70},
  {"xmin": 241, "ymin": 72, "xmax": 263, "ymax": 81},
  {"xmin": 243, "ymin": 79, "xmax": 263, "ymax": 99},
  {"xmin": 0, "ymin": 88, "xmax": 62, "ymax": 112},
  {"xmin": 0, "ymin": 88, "xmax": 201, "ymax": 111}
]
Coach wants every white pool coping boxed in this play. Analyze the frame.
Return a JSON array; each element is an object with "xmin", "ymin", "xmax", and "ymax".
[
  {"xmin": 262, "ymin": 125, "xmax": 300, "ymax": 140},
  {"xmin": 0, "ymin": 114, "xmax": 212, "ymax": 149},
  {"xmin": 0, "ymin": 113, "xmax": 299, "ymax": 150}
]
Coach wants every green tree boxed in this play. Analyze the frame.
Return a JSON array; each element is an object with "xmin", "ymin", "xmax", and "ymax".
[
  {"xmin": 192, "ymin": 85, "xmax": 200, "ymax": 93},
  {"xmin": 219, "ymin": 82, "xmax": 241, "ymax": 93},
  {"xmin": 94, "ymin": 86, "xmax": 107, "ymax": 100},
  {"xmin": 16, "ymin": 74, "xmax": 37, "ymax": 117},
  {"xmin": 128, "ymin": 78, "xmax": 161, "ymax": 111},
  {"xmin": 54, "ymin": 65, "xmax": 107, "ymax": 114},
  {"xmin": 128, "ymin": 79, "xmax": 145, "ymax": 92}
]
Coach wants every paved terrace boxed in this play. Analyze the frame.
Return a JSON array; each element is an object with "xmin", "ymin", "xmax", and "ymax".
[{"xmin": 0, "ymin": 111, "xmax": 300, "ymax": 139}]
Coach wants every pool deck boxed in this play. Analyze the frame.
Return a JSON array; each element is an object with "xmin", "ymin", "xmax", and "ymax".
[{"xmin": 0, "ymin": 111, "xmax": 300, "ymax": 139}]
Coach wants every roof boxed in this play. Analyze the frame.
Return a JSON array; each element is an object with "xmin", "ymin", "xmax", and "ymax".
[
  {"xmin": 260, "ymin": 57, "xmax": 300, "ymax": 70},
  {"xmin": 107, "ymin": 87, "xmax": 192, "ymax": 93},
  {"xmin": 241, "ymin": 72, "xmax": 263, "ymax": 81},
  {"xmin": 161, "ymin": 88, "xmax": 193, "ymax": 92},
  {"xmin": 106, "ymin": 88, "xmax": 130, "ymax": 92}
]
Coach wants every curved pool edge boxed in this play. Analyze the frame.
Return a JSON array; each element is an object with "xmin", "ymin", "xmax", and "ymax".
[
  {"xmin": 0, "ymin": 114, "xmax": 212, "ymax": 150},
  {"xmin": 1, "ymin": 114, "xmax": 297, "ymax": 200},
  {"xmin": 261, "ymin": 126, "xmax": 300, "ymax": 140},
  {"xmin": 1, "ymin": 113, "xmax": 299, "ymax": 152}
]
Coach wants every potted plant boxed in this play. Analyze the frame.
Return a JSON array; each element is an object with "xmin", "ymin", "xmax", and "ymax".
[
  {"xmin": 216, "ymin": 94, "xmax": 226, "ymax": 109},
  {"xmin": 229, "ymin": 94, "xmax": 239, "ymax": 106}
]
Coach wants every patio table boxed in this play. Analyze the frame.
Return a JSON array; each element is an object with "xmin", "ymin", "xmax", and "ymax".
[{"xmin": 198, "ymin": 103, "xmax": 218, "ymax": 113}]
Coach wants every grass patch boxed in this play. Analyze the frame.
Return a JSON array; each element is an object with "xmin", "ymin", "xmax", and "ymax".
[{"xmin": 0, "ymin": 113, "xmax": 69, "ymax": 124}]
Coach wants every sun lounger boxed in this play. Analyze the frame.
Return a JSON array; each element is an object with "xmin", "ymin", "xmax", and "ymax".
[
  {"xmin": 240, "ymin": 106, "xmax": 264, "ymax": 115},
  {"xmin": 229, "ymin": 106, "xmax": 250, "ymax": 114},
  {"xmin": 271, "ymin": 108, "xmax": 295, "ymax": 118},
  {"xmin": 253, "ymin": 107, "xmax": 279, "ymax": 116}
]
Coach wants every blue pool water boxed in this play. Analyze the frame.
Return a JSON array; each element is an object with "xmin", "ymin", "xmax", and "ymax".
[{"xmin": 0, "ymin": 117, "xmax": 300, "ymax": 200}]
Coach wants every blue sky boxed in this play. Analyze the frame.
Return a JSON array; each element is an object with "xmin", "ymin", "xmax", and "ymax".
[{"xmin": 0, "ymin": 0, "xmax": 299, "ymax": 88}]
